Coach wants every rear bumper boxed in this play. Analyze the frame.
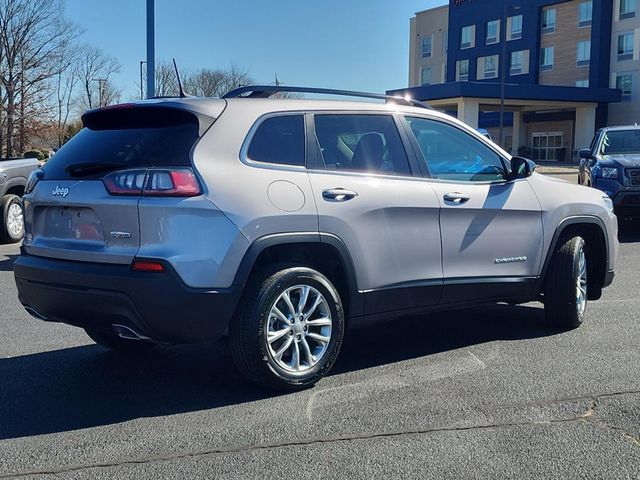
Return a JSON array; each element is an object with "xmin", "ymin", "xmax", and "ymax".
[{"xmin": 13, "ymin": 253, "xmax": 241, "ymax": 343}]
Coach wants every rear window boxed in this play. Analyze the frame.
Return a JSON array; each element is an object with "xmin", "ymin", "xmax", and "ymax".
[{"xmin": 43, "ymin": 107, "xmax": 200, "ymax": 180}]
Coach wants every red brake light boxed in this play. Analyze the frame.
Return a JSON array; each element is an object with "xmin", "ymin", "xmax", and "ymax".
[
  {"xmin": 132, "ymin": 260, "xmax": 165, "ymax": 272},
  {"xmin": 103, "ymin": 168, "xmax": 201, "ymax": 197}
]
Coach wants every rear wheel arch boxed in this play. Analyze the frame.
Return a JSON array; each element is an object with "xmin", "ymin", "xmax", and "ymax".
[
  {"xmin": 540, "ymin": 217, "xmax": 608, "ymax": 299},
  {"xmin": 233, "ymin": 233, "xmax": 363, "ymax": 318}
]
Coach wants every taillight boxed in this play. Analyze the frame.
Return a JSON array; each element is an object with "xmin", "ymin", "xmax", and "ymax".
[
  {"xmin": 25, "ymin": 169, "xmax": 44, "ymax": 194},
  {"xmin": 103, "ymin": 168, "xmax": 201, "ymax": 197}
]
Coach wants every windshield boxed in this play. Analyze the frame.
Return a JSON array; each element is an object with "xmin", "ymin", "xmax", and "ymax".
[
  {"xmin": 601, "ymin": 129, "xmax": 640, "ymax": 155},
  {"xmin": 43, "ymin": 107, "xmax": 200, "ymax": 180}
]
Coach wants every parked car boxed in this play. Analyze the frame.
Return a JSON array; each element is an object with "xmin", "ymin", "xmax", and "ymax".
[
  {"xmin": 579, "ymin": 125, "xmax": 640, "ymax": 221},
  {"xmin": 0, "ymin": 157, "xmax": 40, "ymax": 243},
  {"xmin": 14, "ymin": 86, "xmax": 618, "ymax": 390},
  {"xmin": 477, "ymin": 128, "xmax": 493, "ymax": 141}
]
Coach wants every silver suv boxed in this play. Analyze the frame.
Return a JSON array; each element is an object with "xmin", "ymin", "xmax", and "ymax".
[{"xmin": 14, "ymin": 86, "xmax": 618, "ymax": 390}]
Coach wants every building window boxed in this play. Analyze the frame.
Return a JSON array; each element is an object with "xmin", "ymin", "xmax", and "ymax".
[
  {"xmin": 478, "ymin": 55, "xmax": 498, "ymax": 79},
  {"xmin": 542, "ymin": 8, "xmax": 556, "ymax": 34},
  {"xmin": 579, "ymin": 1, "xmax": 593, "ymax": 27},
  {"xmin": 616, "ymin": 73, "xmax": 633, "ymax": 100},
  {"xmin": 461, "ymin": 25, "xmax": 475, "ymax": 49},
  {"xmin": 510, "ymin": 50, "xmax": 529, "ymax": 75},
  {"xmin": 486, "ymin": 19, "xmax": 500, "ymax": 45},
  {"xmin": 620, "ymin": 0, "xmax": 636, "ymax": 19},
  {"xmin": 576, "ymin": 79, "xmax": 590, "ymax": 88},
  {"xmin": 618, "ymin": 32, "xmax": 635, "ymax": 60},
  {"xmin": 456, "ymin": 59, "xmax": 469, "ymax": 81},
  {"xmin": 532, "ymin": 132, "xmax": 564, "ymax": 161},
  {"xmin": 421, "ymin": 36, "xmax": 433, "ymax": 58},
  {"xmin": 540, "ymin": 46, "xmax": 555, "ymax": 71},
  {"xmin": 577, "ymin": 40, "xmax": 591, "ymax": 67},
  {"xmin": 443, "ymin": 31, "xmax": 448, "ymax": 54},
  {"xmin": 507, "ymin": 14, "xmax": 523, "ymax": 40},
  {"xmin": 421, "ymin": 67, "xmax": 432, "ymax": 85}
]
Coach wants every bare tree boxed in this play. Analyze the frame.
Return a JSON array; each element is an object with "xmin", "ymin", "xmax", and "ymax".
[
  {"xmin": 76, "ymin": 44, "xmax": 120, "ymax": 110},
  {"xmin": 0, "ymin": 0, "xmax": 79, "ymax": 156},
  {"xmin": 187, "ymin": 65, "xmax": 252, "ymax": 97}
]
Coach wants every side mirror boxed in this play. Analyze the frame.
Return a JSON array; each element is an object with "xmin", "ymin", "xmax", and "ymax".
[
  {"xmin": 578, "ymin": 148, "xmax": 593, "ymax": 160},
  {"xmin": 510, "ymin": 156, "xmax": 536, "ymax": 179}
]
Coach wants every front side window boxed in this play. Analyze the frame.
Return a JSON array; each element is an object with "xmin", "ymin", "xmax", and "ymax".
[
  {"xmin": 542, "ymin": 8, "xmax": 556, "ymax": 33},
  {"xmin": 618, "ymin": 32, "xmax": 635, "ymax": 60},
  {"xmin": 421, "ymin": 35, "xmax": 433, "ymax": 58},
  {"xmin": 461, "ymin": 25, "xmax": 475, "ymax": 49},
  {"xmin": 579, "ymin": 1, "xmax": 593, "ymax": 26},
  {"xmin": 616, "ymin": 73, "xmax": 633, "ymax": 99},
  {"xmin": 577, "ymin": 40, "xmax": 591, "ymax": 66},
  {"xmin": 405, "ymin": 116, "xmax": 506, "ymax": 183},
  {"xmin": 314, "ymin": 115, "xmax": 411, "ymax": 176},
  {"xmin": 457, "ymin": 59, "xmax": 470, "ymax": 81},
  {"xmin": 486, "ymin": 20, "xmax": 500, "ymax": 44},
  {"xmin": 540, "ymin": 46, "xmax": 555, "ymax": 70},
  {"xmin": 508, "ymin": 14, "xmax": 523, "ymax": 40},
  {"xmin": 247, "ymin": 115, "xmax": 305, "ymax": 166},
  {"xmin": 621, "ymin": 0, "xmax": 636, "ymax": 18},
  {"xmin": 576, "ymin": 79, "xmax": 590, "ymax": 88}
]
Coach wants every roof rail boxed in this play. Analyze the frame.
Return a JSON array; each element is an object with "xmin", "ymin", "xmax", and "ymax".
[{"xmin": 222, "ymin": 85, "xmax": 432, "ymax": 109}]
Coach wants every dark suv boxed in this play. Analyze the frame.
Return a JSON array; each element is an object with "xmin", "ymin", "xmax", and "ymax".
[{"xmin": 579, "ymin": 125, "xmax": 640, "ymax": 220}]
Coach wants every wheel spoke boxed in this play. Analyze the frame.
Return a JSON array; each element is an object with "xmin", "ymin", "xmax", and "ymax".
[
  {"xmin": 304, "ymin": 294, "xmax": 323, "ymax": 319},
  {"xmin": 268, "ymin": 327, "xmax": 291, "ymax": 344},
  {"xmin": 297, "ymin": 286, "xmax": 310, "ymax": 315},
  {"xmin": 300, "ymin": 337, "xmax": 315, "ymax": 365},
  {"xmin": 274, "ymin": 336, "xmax": 293, "ymax": 360},
  {"xmin": 282, "ymin": 290, "xmax": 297, "ymax": 317},
  {"xmin": 306, "ymin": 332, "xmax": 330, "ymax": 344},
  {"xmin": 290, "ymin": 340, "xmax": 301, "ymax": 371},
  {"xmin": 272, "ymin": 306, "xmax": 290, "ymax": 325},
  {"xmin": 305, "ymin": 317, "xmax": 332, "ymax": 327}
]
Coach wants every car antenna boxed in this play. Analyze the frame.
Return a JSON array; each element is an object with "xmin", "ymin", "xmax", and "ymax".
[{"xmin": 172, "ymin": 58, "xmax": 191, "ymax": 98}]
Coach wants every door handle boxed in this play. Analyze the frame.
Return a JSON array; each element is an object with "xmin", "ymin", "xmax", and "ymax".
[
  {"xmin": 443, "ymin": 192, "xmax": 470, "ymax": 204},
  {"xmin": 322, "ymin": 188, "xmax": 358, "ymax": 202}
]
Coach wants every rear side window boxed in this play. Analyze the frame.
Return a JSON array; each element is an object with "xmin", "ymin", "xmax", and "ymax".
[
  {"xmin": 314, "ymin": 114, "xmax": 411, "ymax": 176},
  {"xmin": 247, "ymin": 115, "xmax": 305, "ymax": 166},
  {"xmin": 43, "ymin": 107, "xmax": 200, "ymax": 180}
]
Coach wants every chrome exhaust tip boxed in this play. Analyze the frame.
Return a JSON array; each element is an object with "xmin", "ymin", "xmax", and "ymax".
[{"xmin": 112, "ymin": 324, "xmax": 152, "ymax": 341}]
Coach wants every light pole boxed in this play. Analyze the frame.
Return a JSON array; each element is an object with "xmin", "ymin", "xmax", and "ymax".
[
  {"xmin": 146, "ymin": 0, "xmax": 155, "ymax": 98},
  {"xmin": 139, "ymin": 61, "xmax": 147, "ymax": 99},
  {"xmin": 95, "ymin": 78, "xmax": 107, "ymax": 107},
  {"xmin": 500, "ymin": 3, "xmax": 521, "ymax": 152}
]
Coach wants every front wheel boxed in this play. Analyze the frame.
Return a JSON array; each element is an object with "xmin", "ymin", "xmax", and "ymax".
[
  {"xmin": 230, "ymin": 265, "xmax": 345, "ymax": 390},
  {"xmin": 0, "ymin": 194, "xmax": 24, "ymax": 244},
  {"xmin": 544, "ymin": 235, "xmax": 588, "ymax": 329}
]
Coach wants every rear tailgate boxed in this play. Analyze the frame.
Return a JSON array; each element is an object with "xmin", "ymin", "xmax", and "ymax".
[{"xmin": 22, "ymin": 103, "xmax": 220, "ymax": 264}]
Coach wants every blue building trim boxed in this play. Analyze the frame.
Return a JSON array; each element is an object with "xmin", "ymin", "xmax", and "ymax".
[{"xmin": 388, "ymin": 82, "xmax": 622, "ymax": 104}]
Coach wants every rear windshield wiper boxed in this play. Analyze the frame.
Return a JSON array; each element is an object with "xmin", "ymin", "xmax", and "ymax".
[{"xmin": 64, "ymin": 162, "xmax": 128, "ymax": 177}]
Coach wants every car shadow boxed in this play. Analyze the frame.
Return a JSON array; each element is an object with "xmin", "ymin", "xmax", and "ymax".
[
  {"xmin": 0, "ymin": 254, "xmax": 18, "ymax": 272},
  {"xmin": 0, "ymin": 303, "xmax": 558, "ymax": 440}
]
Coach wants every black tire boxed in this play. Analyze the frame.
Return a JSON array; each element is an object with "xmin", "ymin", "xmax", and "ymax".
[
  {"xmin": 0, "ymin": 194, "xmax": 24, "ymax": 244},
  {"xmin": 229, "ymin": 265, "xmax": 345, "ymax": 391},
  {"xmin": 544, "ymin": 235, "xmax": 588, "ymax": 329},
  {"xmin": 85, "ymin": 329, "xmax": 157, "ymax": 353}
]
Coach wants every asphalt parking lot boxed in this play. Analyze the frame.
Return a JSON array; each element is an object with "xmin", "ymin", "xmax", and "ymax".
[{"xmin": 1, "ymin": 218, "xmax": 639, "ymax": 479}]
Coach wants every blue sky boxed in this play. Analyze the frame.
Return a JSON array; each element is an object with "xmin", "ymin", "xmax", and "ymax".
[{"xmin": 65, "ymin": 0, "xmax": 447, "ymax": 99}]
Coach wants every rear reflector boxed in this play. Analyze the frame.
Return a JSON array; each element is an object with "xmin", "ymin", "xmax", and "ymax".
[
  {"xmin": 103, "ymin": 168, "xmax": 201, "ymax": 197},
  {"xmin": 131, "ymin": 260, "xmax": 165, "ymax": 273}
]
